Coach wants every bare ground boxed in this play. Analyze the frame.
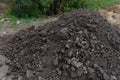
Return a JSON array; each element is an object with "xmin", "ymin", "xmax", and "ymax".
[{"xmin": 99, "ymin": 4, "xmax": 120, "ymax": 29}]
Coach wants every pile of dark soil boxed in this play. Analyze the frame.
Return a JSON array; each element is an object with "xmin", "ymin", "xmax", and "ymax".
[{"xmin": 0, "ymin": 9, "xmax": 120, "ymax": 80}]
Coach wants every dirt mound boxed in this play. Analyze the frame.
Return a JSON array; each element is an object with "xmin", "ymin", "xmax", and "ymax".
[{"xmin": 0, "ymin": 9, "xmax": 120, "ymax": 80}]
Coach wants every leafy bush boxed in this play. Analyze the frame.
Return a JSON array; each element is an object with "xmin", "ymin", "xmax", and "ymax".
[
  {"xmin": 9, "ymin": 0, "xmax": 87, "ymax": 18},
  {"xmin": 10, "ymin": 0, "xmax": 40, "ymax": 18},
  {"xmin": 62, "ymin": 0, "xmax": 87, "ymax": 12},
  {"xmin": 6, "ymin": 0, "xmax": 120, "ymax": 18}
]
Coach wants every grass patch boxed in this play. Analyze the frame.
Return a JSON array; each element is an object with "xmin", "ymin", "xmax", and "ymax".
[
  {"xmin": 0, "ymin": 15, "xmax": 51, "ymax": 28},
  {"xmin": 0, "ymin": 17, "xmax": 39, "ymax": 28},
  {"xmin": 84, "ymin": 0, "xmax": 120, "ymax": 9}
]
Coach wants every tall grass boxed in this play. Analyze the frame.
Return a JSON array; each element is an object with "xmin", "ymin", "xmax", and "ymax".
[{"xmin": 83, "ymin": 0, "xmax": 120, "ymax": 9}]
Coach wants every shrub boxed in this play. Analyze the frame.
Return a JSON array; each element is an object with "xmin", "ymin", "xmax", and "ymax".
[
  {"xmin": 9, "ymin": 0, "xmax": 87, "ymax": 18},
  {"xmin": 10, "ymin": 0, "xmax": 40, "ymax": 18}
]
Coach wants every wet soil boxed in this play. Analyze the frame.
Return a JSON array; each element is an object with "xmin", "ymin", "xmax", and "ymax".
[{"xmin": 0, "ymin": 9, "xmax": 120, "ymax": 80}]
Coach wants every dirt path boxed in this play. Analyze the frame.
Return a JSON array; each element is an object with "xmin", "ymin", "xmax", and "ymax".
[{"xmin": 99, "ymin": 4, "xmax": 120, "ymax": 29}]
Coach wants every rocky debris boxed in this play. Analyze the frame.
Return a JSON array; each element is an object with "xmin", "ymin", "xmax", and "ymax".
[
  {"xmin": 18, "ymin": 76, "xmax": 23, "ymax": 80},
  {"xmin": 0, "ymin": 55, "xmax": 9, "ymax": 80},
  {"xmin": 110, "ymin": 75, "xmax": 117, "ymax": 80},
  {"xmin": 38, "ymin": 76, "xmax": 45, "ymax": 80},
  {"xmin": 53, "ymin": 57, "xmax": 59, "ymax": 66},
  {"xmin": 0, "ymin": 9, "xmax": 120, "ymax": 80},
  {"xmin": 26, "ymin": 70, "xmax": 34, "ymax": 79},
  {"xmin": 0, "ymin": 65, "xmax": 8, "ymax": 79}
]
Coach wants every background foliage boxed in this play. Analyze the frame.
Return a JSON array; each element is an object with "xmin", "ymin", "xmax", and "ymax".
[
  {"xmin": 8, "ymin": 0, "xmax": 87, "ymax": 18},
  {"xmin": 4, "ymin": 0, "xmax": 120, "ymax": 18}
]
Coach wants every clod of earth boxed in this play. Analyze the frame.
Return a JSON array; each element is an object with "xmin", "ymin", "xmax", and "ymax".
[{"xmin": 0, "ymin": 9, "xmax": 120, "ymax": 80}]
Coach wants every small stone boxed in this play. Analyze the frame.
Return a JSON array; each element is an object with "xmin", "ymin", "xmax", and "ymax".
[
  {"xmin": 75, "ymin": 37, "xmax": 81, "ymax": 47},
  {"xmin": 58, "ymin": 70, "xmax": 62, "ymax": 75},
  {"xmin": 100, "ymin": 45, "xmax": 104, "ymax": 48},
  {"xmin": 2, "ymin": 77, "xmax": 7, "ymax": 80},
  {"xmin": 88, "ymin": 72, "xmax": 96, "ymax": 80},
  {"xmin": 76, "ymin": 42, "xmax": 81, "ymax": 47},
  {"xmin": 39, "ymin": 29, "xmax": 48, "ymax": 36},
  {"xmin": 88, "ymin": 67, "xmax": 94, "ymax": 73},
  {"xmin": 103, "ymin": 73, "xmax": 110, "ymax": 80},
  {"xmin": 0, "ymin": 55, "xmax": 8, "ymax": 65},
  {"xmin": 26, "ymin": 70, "xmax": 34, "ymax": 78},
  {"xmin": 38, "ymin": 76, "xmax": 45, "ymax": 80},
  {"xmin": 66, "ymin": 58, "xmax": 71, "ymax": 64},
  {"xmin": 56, "ymin": 68, "xmax": 62, "ymax": 75},
  {"xmin": 38, "ymin": 65, "xmax": 43, "ymax": 71},
  {"xmin": 3, "ymin": 32, "xmax": 7, "ymax": 34},
  {"xmin": 61, "ymin": 50, "xmax": 65, "ymax": 53},
  {"xmin": 71, "ymin": 60, "xmax": 82, "ymax": 68},
  {"xmin": 84, "ymin": 70, "xmax": 88, "ymax": 74},
  {"xmin": 63, "ymin": 64, "xmax": 69, "ymax": 69},
  {"xmin": 83, "ymin": 66, "xmax": 87, "ymax": 71},
  {"xmin": 0, "ymin": 65, "xmax": 8, "ymax": 79},
  {"xmin": 92, "ymin": 36, "xmax": 97, "ymax": 39},
  {"xmin": 81, "ymin": 41, "xmax": 89, "ymax": 49},
  {"xmin": 43, "ymin": 59, "xmax": 47, "ymax": 63},
  {"xmin": 56, "ymin": 28, "xmax": 69, "ymax": 40},
  {"xmin": 60, "ymin": 28, "xmax": 68, "ymax": 33},
  {"xmin": 110, "ymin": 75, "xmax": 117, "ymax": 80},
  {"xmin": 71, "ymin": 71, "xmax": 78, "ymax": 78},
  {"xmin": 95, "ymin": 19, "xmax": 99, "ymax": 24},
  {"xmin": 65, "ymin": 44, "xmax": 70, "ymax": 48},
  {"xmin": 4, "ymin": 18, "xmax": 12, "ymax": 21},
  {"xmin": 39, "ymin": 61, "xmax": 42, "ymax": 65},
  {"xmin": 67, "ymin": 50, "xmax": 73, "ymax": 58},
  {"xmin": 16, "ymin": 21, "xmax": 21, "ymax": 25},
  {"xmin": 84, "ymin": 29, "xmax": 88, "ymax": 36},
  {"xmin": 76, "ymin": 62, "xmax": 83, "ymax": 68},
  {"xmin": 91, "ymin": 49, "xmax": 94, "ymax": 52},
  {"xmin": 64, "ymin": 72, "xmax": 68, "ymax": 76},
  {"xmin": 76, "ymin": 51, "xmax": 79, "ymax": 55},
  {"xmin": 18, "ymin": 76, "xmax": 23, "ymax": 80},
  {"xmin": 0, "ymin": 64, "xmax": 2, "ymax": 67},
  {"xmin": 77, "ymin": 68, "xmax": 84, "ymax": 77},
  {"xmin": 71, "ymin": 67, "xmax": 76, "ymax": 71},
  {"xmin": 90, "ymin": 40, "xmax": 98, "ymax": 44},
  {"xmin": 75, "ymin": 37, "xmax": 80, "ymax": 42},
  {"xmin": 53, "ymin": 57, "xmax": 59, "ymax": 66},
  {"xmin": 118, "ymin": 57, "xmax": 120, "ymax": 60},
  {"xmin": 68, "ymin": 39, "xmax": 72, "ymax": 42},
  {"xmin": 78, "ymin": 31, "xmax": 83, "ymax": 34}
]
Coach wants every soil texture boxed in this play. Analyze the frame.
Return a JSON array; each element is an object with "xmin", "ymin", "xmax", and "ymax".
[{"xmin": 0, "ymin": 9, "xmax": 120, "ymax": 80}]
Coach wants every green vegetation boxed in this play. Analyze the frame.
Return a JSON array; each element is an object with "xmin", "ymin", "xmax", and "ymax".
[
  {"xmin": 0, "ymin": 0, "xmax": 120, "ymax": 28},
  {"xmin": 8, "ymin": 0, "xmax": 40, "ymax": 18},
  {"xmin": 7, "ymin": 0, "xmax": 87, "ymax": 18},
  {"xmin": 6, "ymin": 0, "xmax": 120, "ymax": 18},
  {"xmin": 0, "ymin": 17, "xmax": 37, "ymax": 28},
  {"xmin": 84, "ymin": 0, "xmax": 120, "ymax": 9},
  {"xmin": 0, "ymin": 16, "xmax": 55, "ymax": 28}
]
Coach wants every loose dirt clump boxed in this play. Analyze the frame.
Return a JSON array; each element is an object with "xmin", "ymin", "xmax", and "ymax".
[{"xmin": 0, "ymin": 9, "xmax": 120, "ymax": 80}]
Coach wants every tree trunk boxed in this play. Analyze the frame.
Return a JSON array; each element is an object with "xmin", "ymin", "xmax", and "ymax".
[{"xmin": 47, "ymin": 0, "xmax": 64, "ymax": 15}]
